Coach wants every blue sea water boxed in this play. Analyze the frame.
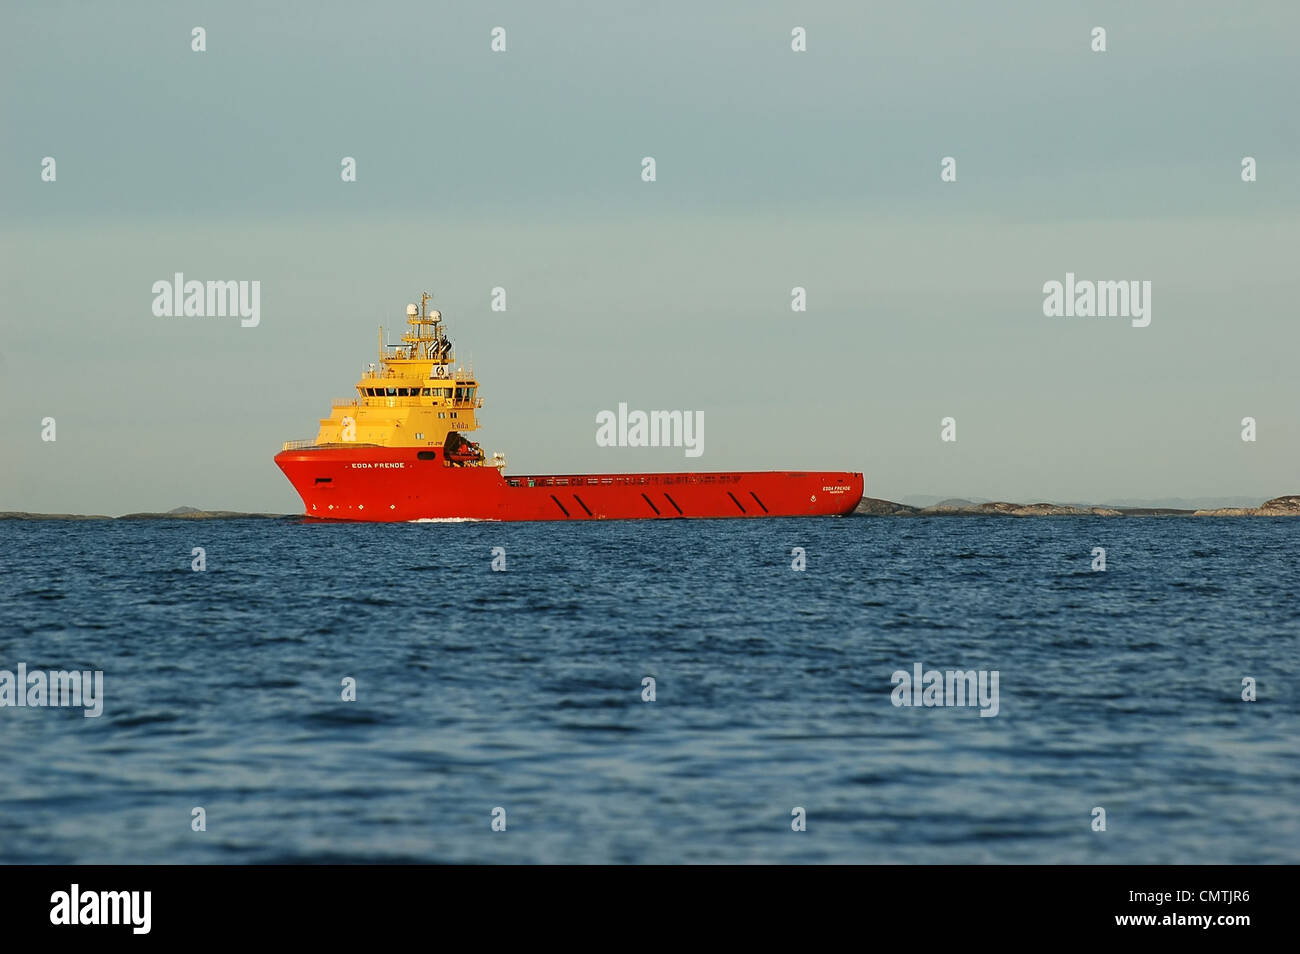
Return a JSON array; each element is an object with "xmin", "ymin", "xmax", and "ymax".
[{"xmin": 0, "ymin": 516, "xmax": 1296, "ymax": 864}]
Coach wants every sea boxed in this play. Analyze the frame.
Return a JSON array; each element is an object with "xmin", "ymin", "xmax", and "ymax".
[{"xmin": 0, "ymin": 516, "xmax": 1296, "ymax": 864}]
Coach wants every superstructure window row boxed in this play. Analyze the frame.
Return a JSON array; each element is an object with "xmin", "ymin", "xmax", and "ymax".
[{"xmin": 359, "ymin": 386, "xmax": 475, "ymax": 400}]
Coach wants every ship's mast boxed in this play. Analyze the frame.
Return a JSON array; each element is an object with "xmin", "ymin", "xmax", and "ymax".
[{"xmin": 397, "ymin": 290, "xmax": 452, "ymax": 364}]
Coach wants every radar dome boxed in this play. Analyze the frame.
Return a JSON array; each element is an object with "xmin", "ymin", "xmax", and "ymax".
[{"xmin": 406, "ymin": 304, "xmax": 418, "ymax": 316}]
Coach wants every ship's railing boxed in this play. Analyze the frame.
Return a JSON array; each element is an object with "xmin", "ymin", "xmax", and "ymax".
[
  {"xmin": 328, "ymin": 395, "xmax": 482, "ymax": 409},
  {"xmin": 362, "ymin": 368, "xmax": 477, "ymax": 382},
  {"xmin": 503, "ymin": 473, "xmax": 744, "ymax": 488},
  {"xmin": 281, "ymin": 440, "xmax": 384, "ymax": 451},
  {"xmin": 331, "ymin": 394, "xmax": 483, "ymax": 408}
]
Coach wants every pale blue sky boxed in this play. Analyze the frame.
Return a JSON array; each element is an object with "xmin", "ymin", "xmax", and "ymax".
[{"xmin": 3, "ymin": 1, "xmax": 1298, "ymax": 513}]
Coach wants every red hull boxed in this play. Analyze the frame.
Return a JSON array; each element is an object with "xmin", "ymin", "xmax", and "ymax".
[{"xmin": 275, "ymin": 446, "xmax": 863, "ymax": 522}]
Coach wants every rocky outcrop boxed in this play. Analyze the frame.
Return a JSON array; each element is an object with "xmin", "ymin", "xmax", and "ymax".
[
  {"xmin": 917, "ymin": 501, "xmax": 1122, "ymax": 516},
  {"xmin": 116, "ymin": 510, "xmax": 290, "ymax": 520},
  {"xmin": 854, "ymin": 497, "xmax": 920, "ymax": 515},
  {"xmin": 1009, "ymin": 503, "xmax": 1124, "ymax": 516},
  {"xmin": 855, "ymin": 496, "xmax": 1296, "ymax": 516},
  {"xmin": 1194, "ymin": 495, "xmax": 1300, "ymax": 516},
  {"xmin": 0, "ymin": 512, "xmax": 113, "ymax": 521}
]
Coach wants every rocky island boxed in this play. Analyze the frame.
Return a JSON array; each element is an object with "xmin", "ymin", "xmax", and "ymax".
[{"xmin": 854, "ymin": 495, "xmax": 1300, "ymax": 517}]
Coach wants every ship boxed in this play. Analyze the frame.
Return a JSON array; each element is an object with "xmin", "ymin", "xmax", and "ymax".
[{"xmin": 274, "ymin": 295, "xmax": 864, "ymax": 521}]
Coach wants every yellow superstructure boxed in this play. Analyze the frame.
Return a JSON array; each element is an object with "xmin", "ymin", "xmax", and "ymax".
[{"xmin": 284, "ymin": 294, "xmax": 484, "ymax": 455}]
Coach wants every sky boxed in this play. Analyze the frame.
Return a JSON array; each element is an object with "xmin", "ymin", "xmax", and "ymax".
[{"xmin": 2, "ymin": 1, "xmax": 1298, "ymax": 514}]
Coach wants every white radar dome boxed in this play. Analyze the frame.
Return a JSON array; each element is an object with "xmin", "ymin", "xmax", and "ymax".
[{"xmin": 406, "ymin": 304, "xmax": 418, "ymax": 316}]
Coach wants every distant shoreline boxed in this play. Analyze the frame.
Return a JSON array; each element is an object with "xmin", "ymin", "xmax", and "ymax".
[
  {"xmin": 0, "ymin": 510, "xmax": 292, "ymax": 521},
  {"xmin": 2, "ymin": 495, "xmax": 1298, "ymax": 520},
  {"xmin": 855, "ymin": 495, "xmax": 1300, "ymax": 517}
]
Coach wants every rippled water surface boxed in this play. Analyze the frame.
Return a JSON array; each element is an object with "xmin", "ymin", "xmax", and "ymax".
[{"xmin": 1, "ymin": 516, "xmax": 1296, "ymax": 863}]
